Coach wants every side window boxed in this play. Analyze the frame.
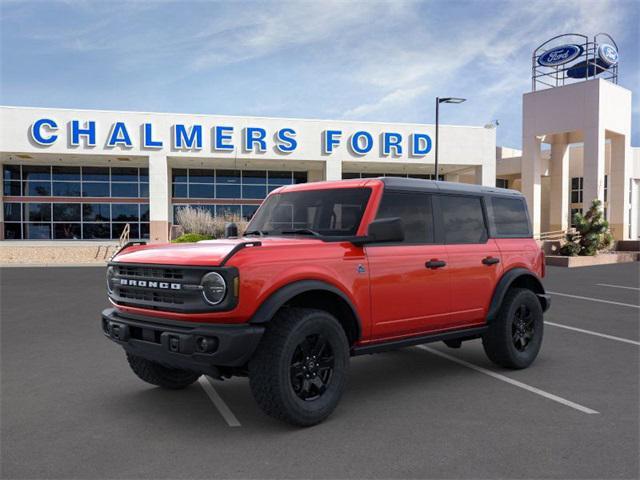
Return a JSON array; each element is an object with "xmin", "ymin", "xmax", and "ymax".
[
  {"xmin": 375, "ymin": 191, "xmax": 434, "ymax": 243},
  {"xmin": 440, "ymin": 195, "xmax": 487, "ymax": 244},
  {"xmin": 492, "ymin": 197, "xmax": 531, "ymax": 236}
]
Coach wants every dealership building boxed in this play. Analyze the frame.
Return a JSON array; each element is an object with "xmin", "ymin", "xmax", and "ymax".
[
  {"xmin": 0, "ymin": 107, "xmax": 496, "ymax": 243},
  {"xmin": 0, "ymin": 34, "xmax": 638, "ymax": 244}
]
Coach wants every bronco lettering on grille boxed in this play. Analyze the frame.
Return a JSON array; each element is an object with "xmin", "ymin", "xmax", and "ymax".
[{"xmin": 119, "ymin": 279, "xmax": 181, "ymax": 290}]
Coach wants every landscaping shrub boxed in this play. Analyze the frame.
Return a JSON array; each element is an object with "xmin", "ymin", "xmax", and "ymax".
[
  {"xmin": 174, "ymin": 206, "xmax": 249, "ymax": 240},
  {"xmin": 172, "ymin": 233, "xmax": 214, "ymax": 243},
  {"xmin": 559, "ymin": 199, "xmax": 613, "ymax": 256}
]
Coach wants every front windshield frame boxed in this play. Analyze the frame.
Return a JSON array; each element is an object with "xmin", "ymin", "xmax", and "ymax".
[{"xmin": 246, "ymin": 187, "xmax": 372, "ymax": 239}]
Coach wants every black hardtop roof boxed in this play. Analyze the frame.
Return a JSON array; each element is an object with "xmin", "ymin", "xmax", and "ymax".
[{"xmin": 380, "ymin": 177, "xmax": 524, "ymax": 198}]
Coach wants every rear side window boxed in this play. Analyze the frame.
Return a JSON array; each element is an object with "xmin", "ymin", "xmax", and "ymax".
[
  {"xmin": 375, "ymin": 191, "xmax": 434, "ymax": 243},
  {"xmin": 440, "ymin": 195, "xmax": 487, "ymax": 244},
  {"xmin": 492, "ymin": 197, "xmax": 531, "ymax": 236}
]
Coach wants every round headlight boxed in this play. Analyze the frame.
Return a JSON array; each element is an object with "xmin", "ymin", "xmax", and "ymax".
[
  {"xmin": 201, "ymin": 272, "xmax": 227, "ymax": 305},
  {"xmin": 106, "ymin": 266, "xmax": 115, "ymax": 294}
]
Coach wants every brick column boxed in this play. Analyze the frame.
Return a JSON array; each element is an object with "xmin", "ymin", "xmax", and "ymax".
[
  {"xmin": 609, "ymin": 134, "xmax": 631, "ymax": 240},
  {"xmin": 522, "ymin": 135, "xmax": 543, "ymax": 237},
  {"xmin": 148, "ymin": 153, "xmax": 170, "ymax": 243},
  {"xmin": 582, "ymin": 126, "xmax": 606, "ymax": 210},
  {"xmin": 324, "ymin": 158, "xmax": 342, "ymax": 181},
  {"xmin": 549, "ymin": 134, "xmax": 570, "ymax": 232}
]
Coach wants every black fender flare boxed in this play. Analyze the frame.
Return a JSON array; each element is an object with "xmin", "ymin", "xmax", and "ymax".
[
  {"xmin": 486, "ymin": 268, "xmax": 549, "ymax": 322},
  {"xmin": 249, "ymin": 280, "xmax": 362, "ymax": 339}
]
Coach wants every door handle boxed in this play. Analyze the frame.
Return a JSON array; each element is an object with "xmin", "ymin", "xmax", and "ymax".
[
  {"xmin": 482, "ymin": 256, "xmax": 500, "ymax": 266},
  {"xmin": 426, "ymin": 259, "xmax": 447, "ymax": 269}
]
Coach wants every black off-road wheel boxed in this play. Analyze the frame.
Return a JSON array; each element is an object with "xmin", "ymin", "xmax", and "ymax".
[
  {"xmin": 249, "ymin": 308, "xmax": 350, "ymax": 427},
  {"xmin": 482, "ymin": 288, "xmax": 544, "ymax": 369},
  {"xmin": 126, "ymin": 353, "xmax": 201, "ymax": 389}
]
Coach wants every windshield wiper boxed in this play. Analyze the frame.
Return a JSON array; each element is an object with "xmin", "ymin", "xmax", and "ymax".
[
  {"xmin": 281, "ymin": 228, "xmax": 322, "ymax": 237},
  {"xmin": 244, "ymin": 230, "xmax": 268, "ymax": 236}
]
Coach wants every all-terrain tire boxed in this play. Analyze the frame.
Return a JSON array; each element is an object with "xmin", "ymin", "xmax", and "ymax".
[
  {"xmin": 126, "ymin": 353, "xmax": 201, "ymax": 389},
  {"xmin": 249, "ymin": 308, "xmax": 350, "ymax": 427},
  {"xmin": 482, "ymin": 288, "xmax": 544, "ymax": 369}
]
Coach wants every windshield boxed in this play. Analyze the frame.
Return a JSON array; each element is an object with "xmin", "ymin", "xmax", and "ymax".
[{"xmin": 246, "ymin": 188, "xmax": 372, "ymax": 237}]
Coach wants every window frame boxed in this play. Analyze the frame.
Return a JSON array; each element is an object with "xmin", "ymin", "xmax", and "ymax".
[
  {"xmin": 368, "ymin": 189, "xmax": 441, "ymax": 246},
  {"xmin": 434, "ymin": 193, "xmax": 490, "ymax": 245},
  {"xmin": 486, "ymin": 195, "xmax": 533, "ymax": 239}
]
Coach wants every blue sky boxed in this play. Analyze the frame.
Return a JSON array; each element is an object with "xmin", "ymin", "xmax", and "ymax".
[{"xmin": 1, "ymin": 0, "xmax": 638, "ymax": 148}]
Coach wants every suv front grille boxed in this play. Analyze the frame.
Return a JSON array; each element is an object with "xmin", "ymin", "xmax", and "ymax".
[
  {"xmin": 108, "ymin": 262, "xmax": 238, "ymax": 313},
  {"xmin": 118, "ymin": 287, "xmax": 185, "ymax": 306},
  {"xmin": 110, "ymin": 264, "xmax": 209, "ymax": 312},
  {"xmin": 114, "ymin": 265, "xmax": 184, "ymax": 281}
]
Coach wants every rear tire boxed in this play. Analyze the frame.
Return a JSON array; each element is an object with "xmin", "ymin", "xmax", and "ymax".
[
  {"xmin": 126, "ymin": 353, "xmax": 201, "ymax": 389},
  {"xmin": 249, "ymin": 308, "xmax": 350, "ymax": 427},
  {"xmin": 482, "ymin": 288, "xmax": 543, "ymax": 369}
]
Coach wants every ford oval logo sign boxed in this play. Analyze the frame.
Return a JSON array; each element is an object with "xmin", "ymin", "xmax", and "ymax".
[
  {"xmin": 598, "ymin": 44, "xmax": 618, "ymax": 66},
  {"xmin": 538, "ymin": 44, "xmax": 583, "ymax": 67}
]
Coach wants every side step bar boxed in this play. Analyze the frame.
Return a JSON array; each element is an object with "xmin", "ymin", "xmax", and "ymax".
[{"xmin": 351, "ymin": 326, "xmax": 488, "ymax": 356}]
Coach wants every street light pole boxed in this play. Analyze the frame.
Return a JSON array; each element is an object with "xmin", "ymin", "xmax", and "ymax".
[
  {"xmin": 435, "ymin": 97, "xmax": 440, "ymax": 181},
  {"xmin": 434, "ymin": 96, "xmax": 466, "ymax": 180}
]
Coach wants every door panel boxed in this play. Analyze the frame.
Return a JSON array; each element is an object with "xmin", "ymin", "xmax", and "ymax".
[
  {"xmin": 367, "ymin": 245, "xmax": 451, "ymax": 340},
  {"xmin": 446, "ymin": 239, "xmax": 502, "ymax": 326},
  {"xmin": 437, "ymin": 194, "xmax": 503, "ymax": 326}
]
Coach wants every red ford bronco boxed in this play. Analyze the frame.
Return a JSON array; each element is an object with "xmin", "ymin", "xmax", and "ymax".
[{"xmin": 102, "ymin": 178, "xmax": 550, "ymax": 426}]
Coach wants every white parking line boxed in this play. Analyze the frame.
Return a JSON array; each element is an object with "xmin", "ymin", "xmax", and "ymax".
[
  {"xmin": 198, "ymin": 376, "xmax": 241, "ymax": 427},
  {"xmin": 545, "ymin": 321, "xmax": 640, "ymax": 346},
  {"xmin": 418, "ymin": 346, "xmax": 599, "ymax": 415},
  {"xmin": 596, "ymin": 283, "xmax": 640, "ymax": 291},
  {"xmin": 548, "ymin": 291, "xmax": 640, "ymax": 309}
]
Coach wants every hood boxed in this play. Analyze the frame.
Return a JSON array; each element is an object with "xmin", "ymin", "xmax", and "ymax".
[{"xmin": 112, "ymin": 236, "xmax": 323, "ymax": 266}]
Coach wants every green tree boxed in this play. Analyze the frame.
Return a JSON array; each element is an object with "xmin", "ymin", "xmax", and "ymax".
[{"xmin": 560, "ymin": 199, "xmax": 613, "ymax": 256}]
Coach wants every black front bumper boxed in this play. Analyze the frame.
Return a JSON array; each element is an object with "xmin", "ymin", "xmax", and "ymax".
[{"xmin": 101, "ymin": 308, "xmax": 264, "ymax": 374}]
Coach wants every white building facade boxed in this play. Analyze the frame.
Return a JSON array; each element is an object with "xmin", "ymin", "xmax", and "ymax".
[{"xmin": 0, "ymin": 106, "xmax": 496, "ymax": 243}]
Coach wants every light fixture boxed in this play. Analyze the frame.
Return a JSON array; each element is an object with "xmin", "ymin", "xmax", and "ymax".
[
  {"xmin": 435, "ymin": 96, "xmax": 467, "ymax": 180},
  {"xmin": 438, "ymin": 97, "xmax": 466, "ymax": 104}
]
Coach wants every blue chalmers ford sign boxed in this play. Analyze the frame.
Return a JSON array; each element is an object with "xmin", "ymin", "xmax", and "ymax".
[
  {"xmin": 29, "ymin": 118, "xmax": 433, "ymax": 157},
  {"xmin": 537, "ymin": 44, "xmax": 583, "ymax": 67}
]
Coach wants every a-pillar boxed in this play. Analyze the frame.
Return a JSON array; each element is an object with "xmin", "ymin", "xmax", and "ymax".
[
  {"xmin": 582, "ymin": 126, "xmax": 606, "ymax": 212},
  {"xmin": 522, "ymin": 135, "xmax": 543, "ymax": 236},
  {"xmin": 324, "ymin": 158, "xmax": 342, "ymax": 181},
  {"xmin": 148, "ymin": 153, "xmax": 171, "ymax": 243},
  {"xmin": 609, "ymin": 133, "xmax": 631, "ymax": 240},
  {"xmin": 549, "ymin": 134, "xmax": 570, "ymax": 232}
]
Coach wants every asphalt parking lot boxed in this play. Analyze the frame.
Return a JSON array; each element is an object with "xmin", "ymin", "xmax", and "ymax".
[{"xmin": 1, "ymin": 263, "xmax": 638, "ymax": 479}]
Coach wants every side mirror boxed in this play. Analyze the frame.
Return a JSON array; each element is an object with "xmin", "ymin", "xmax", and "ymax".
[{"xmin": 353, "ymin": 217, "xmax": 404, "ymax": 245}]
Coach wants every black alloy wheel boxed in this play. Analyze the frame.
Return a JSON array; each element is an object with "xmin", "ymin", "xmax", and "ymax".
[
  {"xmin": 512, "ymin": 304, "xmax": 535, "ymax": 351},
  {"xmin": 290, "ymin": 334, "xmax": 335, "ymax": 401}
]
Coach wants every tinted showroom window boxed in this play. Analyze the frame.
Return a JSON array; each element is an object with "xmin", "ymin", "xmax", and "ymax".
[
  {"xmin": 492, "ymin": 197, "xmax": 530, "ymax": 236},
  {"xmin": 440, "ymin": 195, "xmax": 487, "ymax": 244},
  {"xmin": 375, "ymin": 192, "xmax": 433, "ymax": 243}
]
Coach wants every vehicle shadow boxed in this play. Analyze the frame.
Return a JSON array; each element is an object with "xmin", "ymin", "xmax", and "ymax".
[{"xmin": 100, "ymin": 345, "xmax": 471, "ymax": 433}]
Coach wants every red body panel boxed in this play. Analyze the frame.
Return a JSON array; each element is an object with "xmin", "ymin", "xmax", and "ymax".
[{"xmin": 111, "ymin": 179, "xmax": 543, "ymax": 346}]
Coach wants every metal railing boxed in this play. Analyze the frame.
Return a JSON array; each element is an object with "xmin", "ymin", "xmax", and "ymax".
[{"xmin": 535, "ymin": 228, "xmax": 576, "ymax": 241}]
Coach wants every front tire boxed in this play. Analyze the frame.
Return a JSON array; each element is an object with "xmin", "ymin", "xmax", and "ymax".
[
  {"xmin": 482, "ymin": 288, "xmax": 544, "ymax": 369},
  {"xmin": 249, "ymin": 308, "xmax": 350, "ymax": 427},
  {"xmin": 126, "ymin": 353, "xmax": 201, "ymax": 389}
]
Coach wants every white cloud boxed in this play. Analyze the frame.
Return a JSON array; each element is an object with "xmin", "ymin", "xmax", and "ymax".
[{"xmin": 338, "ymin": 0, "xmax": 629, "ymax": 121}]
